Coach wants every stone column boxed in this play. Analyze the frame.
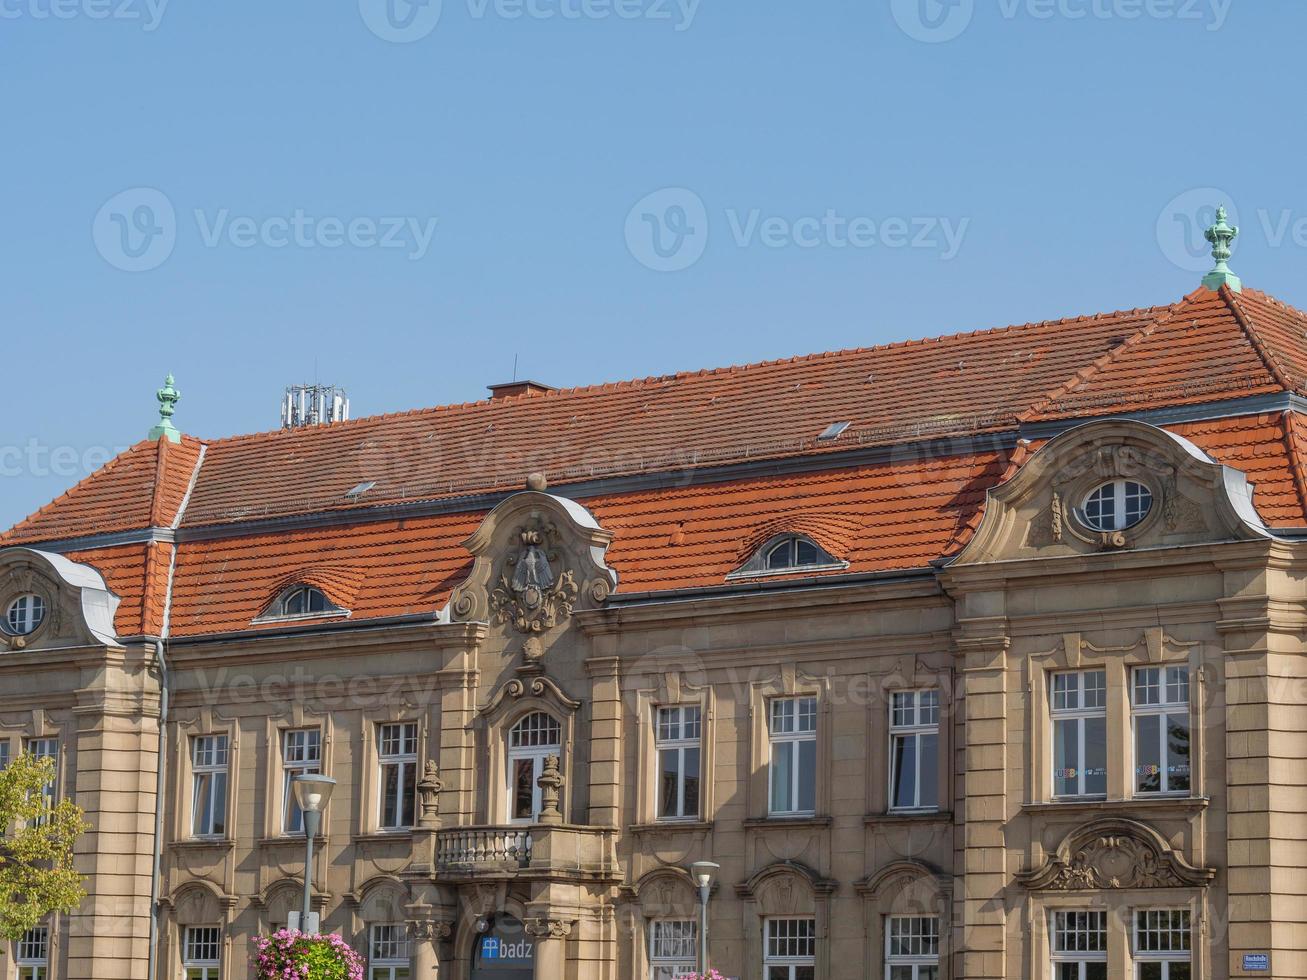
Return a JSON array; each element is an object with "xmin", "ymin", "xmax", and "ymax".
[
  {"xmin": 525, "ymin": 918, "xmax": 572, "ymax": 977},
  {"xmin": 536, "ymin": 754, "xmax": 564, "ymax": 825},
  {"xmin": 407, "ymin": 919, "xmax": 451, "ymax": 977}
]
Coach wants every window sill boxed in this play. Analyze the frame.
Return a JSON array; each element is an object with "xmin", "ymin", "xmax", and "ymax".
[
  {"xmin": 1023, "ymin": 796, "xmax": 1209, "ymax": 815},
  {"xmin": 866, "ymin": 810, "xmax": 952, "ymax": 825},
  {"xmin": 629, "ymin": 820, "xmax": 714, "ymax": 835},
  {"xmin": 256, "ymin": 834, "xmax": 326, "ymax": 846},
  {"xmin": 171, "ymin": 837, "xmax": 236, "ymax": 851},
  {"xmin": 352, "ymin": 830, "xmax": 414, "ymax": 844},
  {"xmin": 743, "ymin": 815, "xmax": 832, "ymax": 830}
]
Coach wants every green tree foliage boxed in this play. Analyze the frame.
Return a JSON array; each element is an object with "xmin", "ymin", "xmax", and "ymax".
[{"xmin": 0, "ymin": 753, "xmax": 89, "ymax": 940}]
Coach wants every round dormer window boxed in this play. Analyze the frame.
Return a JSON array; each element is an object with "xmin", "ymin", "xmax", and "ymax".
[
  {"xmin": 1081, "ymin": 480, "xmax": 1153, "ymax": 532},
  {"xmin": 4, "ymin": 594, "xmax": 46, "ymax": 636}
]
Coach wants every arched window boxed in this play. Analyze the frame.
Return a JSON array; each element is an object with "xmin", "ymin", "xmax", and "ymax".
[
  {"xmin": 507, "ymin": 712, "xmax": 562, "ymax": 824},
  {"xmin": 765, "ymin": 537, "xmax": 822, "ymax": 571},
  {"xmin": 280, "ymin": 586, "xmax": 333, "ymax": 617}
]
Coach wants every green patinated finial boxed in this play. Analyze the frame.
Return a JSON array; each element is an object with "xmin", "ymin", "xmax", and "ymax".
[
  {"xmin": 1202, "ymin": 205, "xmax": 1242, "ymax": 293},
  {"xmin": 148, "ymin": 373, "xmax": 182, "ymax": 443}
]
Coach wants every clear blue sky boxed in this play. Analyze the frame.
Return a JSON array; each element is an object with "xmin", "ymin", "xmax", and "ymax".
[{"xmin": 2, "ymin": 0, "xmax": 1302, "ymax": 529}]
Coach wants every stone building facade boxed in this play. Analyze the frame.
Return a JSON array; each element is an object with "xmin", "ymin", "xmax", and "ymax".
[{"xmin": 1, "ymin": 273, "xmax": 1306, "ymax": 979}]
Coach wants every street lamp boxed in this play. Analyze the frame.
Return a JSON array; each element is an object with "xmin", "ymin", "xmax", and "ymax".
[
  {"xmin": 293, "ymin": 774, "xmax": 337, "ymax": 933},
  {"xmin": 689, "ymin": 860, "xmax": 719, "ymax": 975}
]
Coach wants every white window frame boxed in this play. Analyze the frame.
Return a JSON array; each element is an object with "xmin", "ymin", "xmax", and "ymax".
[
  {"xmin": 16, "ymin": 926, "xmax": 49, "ymax": 980},
  {"xmin": 1050, "ymin": 670, "xmax": 1108, "ymax": 799},
  {"xmin": 885, "ymin": 915, "xmax": 940, "ymax": 980},
  {"xmin": 1133, "ymin": 909, "xmax": 1191, "ymax": 980},
  {"xmin": 190, "ymin": 734, "xmax": 229, "ymax": 839},
  {"xmin": 888, "ymin": 690, "xmax": 940, "ymax": 812},
  {"xmin": 768, "ymin": 697, "xmax": 817, "ymax": 817},
  {"xmin": 282, "ymin": 728, "xmax": 323, "ymax": 834},
  {"xmin": 506, "ymin": 712, "xmax": 562, "ymax": 824},
  {"xmin": 377, "ymin": 723, "xmax": 418, "ymax": 831},
  {"xmin": 1050, "ymin": 910, "xmax": 1107, "ymax": 980},
  {"xmin": 1132, "ymin": 667, "xmax": 1191, "ymax": 796},
  {"xmin": 1081, "ymin": 479, "xmax": 1153, "ymax": 531},
  {"xmin": 764, "ymin": 917, "xmax": 816, "ymax": 980},
  {"xmin": 25, "ymin": 738, "xmax": 59, "ymax": 827},
  {"xmin": 369, "ymin": 923, "xmax": 411, "ymax": 980},
  {"xmin": 5, "ymin": 594, "xmax": 45, "ymax": 636},
  {"xmin": 649, "ymin": 918, "xmax": 697, "ymax": 980},
  {"xmin": 183, "ymin": 925, "xmax": 222, "ymax": 980},
  {"xmin": 765, "ymin": 537, "xmax": 821, "ymax": 571},
  {"xmin": 655, "ymin": 706, "xmax": 702, "ymax": 821}
]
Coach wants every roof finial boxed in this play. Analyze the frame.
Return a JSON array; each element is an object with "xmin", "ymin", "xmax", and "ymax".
[
  {"xmin": 1202, "ymin": 205, "xmax": 1242, "ymax": 293},
  {"xmin": 148, "ymin": 373, "xmax": 182, "ymax": 443}
]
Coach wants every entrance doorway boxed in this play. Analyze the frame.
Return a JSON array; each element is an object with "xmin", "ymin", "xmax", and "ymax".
[{"xmin": 471, "ymin": 916, "xmax": 536, "ymax": 980}]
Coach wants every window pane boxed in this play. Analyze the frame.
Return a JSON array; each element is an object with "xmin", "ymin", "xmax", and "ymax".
[
  {"xmin": 1053, "ymin": 719, "xmax": 1078, "ymax": 796},
  {"xmin": 1167, "ymin": 714, "xmax": 1191, "ymax": 793},
  {"xmin": 211, "ymin": 772, "xmax": 226, "ymax": 836},
  {"xmin": 1138, "ymin": 965, "xmax": 1163, "ymax": 980},
  {"xmin": 400, "ymin": 761, "xmax": 416, "ymax": 827},
  {"xmin": 1083, "ymin": 715, "xmax": 1107, "ymax": 795},
  {"xmin": 383, "ymin": 764, "xmax": 400, "ymax": 827},
  {"xmin": 658, "ymin": 748, "xmax": 680, "ymax": 818},
  {"xmin": 683, "ymin": 747, "xmax": 700, "ymax": 817},
  {"xmin": 918, "ymin": 733, "xmax": 938, "ymax": 809},
  {"xmin": 1136, "ymin": 714, "xmax": 1162, "ymax": 793},
  {"xmin": 771, "ymin": 741, "xmax": 793, "ymax": 812},
  {"xmin": 1086, "ymin": 965, "xmax": 1108, "ymax": 980},
  {"xmin": 512, "ymin": 759, "xmax": 535, "ymax": 820},
  {"xmin": 892, "ymin": 734, "xmax": 916, "ymax": 809},
  {"xmin": 797, "ymin": 737, "xmax": 816, "ymax": 812},
  {"xmin": 1170, "ymin": 964, "xmax": 1192, "ymax": 980}
]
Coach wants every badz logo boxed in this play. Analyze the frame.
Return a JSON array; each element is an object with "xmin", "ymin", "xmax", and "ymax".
[{"xmin": 481, "ymin": 937, "xmax": 534, "ymax": 961}]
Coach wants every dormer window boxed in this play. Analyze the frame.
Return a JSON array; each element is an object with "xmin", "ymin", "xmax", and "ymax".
[
  {"xmin": 1080, "ymin": 480, "xmax": 1153, "ymax": 532},
  {"xmin": 765, "ymin": 537, "xmax": 821, "ymax": 571},
  {"xmin": 4, "ymin": 594, "xmax": 46, "ymax": 636},
  {"xmin": 728, "ymin": 532, "xmax": 848, "ymax": 581},
  {"xmin": 254, "ymin": 584, "xmax": 348, "ymax": 624}
]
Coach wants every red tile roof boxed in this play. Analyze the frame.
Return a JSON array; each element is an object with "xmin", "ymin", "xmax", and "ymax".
[{"xmin": 8, "ymin": 284, "xmax": 1307, "ymax": 638}]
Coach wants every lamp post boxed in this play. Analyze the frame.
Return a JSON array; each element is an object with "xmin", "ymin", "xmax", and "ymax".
[
  {"xmin": 689, "ymin": 860, "xmax": 719, "ymax": 976},
  {"xmin": 292, "ymin": 774, "xmax": 337, "ymax": 933}
]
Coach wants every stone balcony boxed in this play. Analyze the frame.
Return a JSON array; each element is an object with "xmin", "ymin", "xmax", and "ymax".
[{"xmin": 434, "ymin": 823, "xmax": 621, "ymax": 883}]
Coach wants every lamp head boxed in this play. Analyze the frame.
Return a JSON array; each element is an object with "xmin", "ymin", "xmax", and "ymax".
[
  {"xmin": 689, "ymin": 860, "xmax": 720, "ymax": 889},
  {"xmin": 292, "ymin": 774, "xmax": 337, "ymax": 814}
]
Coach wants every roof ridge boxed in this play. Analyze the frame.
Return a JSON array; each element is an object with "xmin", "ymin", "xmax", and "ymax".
[
  {"xmin": 1016, "ymin": 296, "xmax": 1192, "ymax": 423},
  {"xmin": 191, "ymin": 302, "xmax": 1178, "ymax": 449},
  {"xmin": 1226, "ymin": 286, "xmax": 1303, "ymax": 393}
]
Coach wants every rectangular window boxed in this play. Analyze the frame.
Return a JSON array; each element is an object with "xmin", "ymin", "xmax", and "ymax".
[
  {"xmin": 1133, "ymin": 667, "xmax": 1191, "ymax": 795},
  {"xmin": 190, "ymin": 735, "xmax": 228, "ymax": 838},
  {"xmin": 649, "ymin": 919, "xmax": 697, "ymax": 980},
  {"xmin": 769, "ymin": 697, "xmax": 817, "ymax": 816},
  {"xmin": 369, "ymin": 923, "xmax": 411, "ymax": 980},
  {"xmin": 656, "ymin": 706, "xmax": 702, "ymax": 821},
  {"xmin": 1134, "ymin": 910, "xmax": 1191, "ymax": 980},
  {"xmin": 0, "ymin": 739, "xmax": 11, "ymax": 770},
  {"xmin": 183, "ymin": 926, "xmax": 221, "ymax": 980},
  {"xmin": 16, "ymin": 926, "xmax": 49, "ymax": 980},
  {"xmin": 1051, "ymin": 910, "xmax": 1107, "ymax": 980},
  {"xmin": 282, "ymin": 728, "xmax": 323, "ymax": 833},
  {"xmin": 1051, "ymin": 671, "xmax": 1107, "ymax": 798},
  {"xmin": 378, "ymin": 723, "xmax": 418, "ymax": 830},
  {"xmin": 889, "ymin": 691, "xmax": 940, "ymax": 811},
  {"xmin": 764, "ymin": 918, "xmax": 816, "ymax": 980},
  {"xmin": 25, "ymin": 738, "xmax": 59, "ymax": 827},
  {"xmin": 885, "ymin": 915, "xmax": 940, "ymax": 980}
]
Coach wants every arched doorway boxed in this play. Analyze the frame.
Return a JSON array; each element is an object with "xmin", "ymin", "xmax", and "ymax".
[{"xmin": 470, "ymin": 915, "xmax": 536, "ymax": 980}]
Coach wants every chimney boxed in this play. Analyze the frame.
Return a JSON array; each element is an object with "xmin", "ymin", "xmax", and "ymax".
[{"xmin": 488, "ymin": 380, "xmax": 556, "ymax": 400}]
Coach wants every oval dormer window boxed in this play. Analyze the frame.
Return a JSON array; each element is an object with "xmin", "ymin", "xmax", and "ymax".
[
  {"xmin": 4, "ymin": 594, "xmax": 46, "ymax": 636},
  {"xmin": 279, "ymin": 586, "xmax": 333, "ymax": 617},
  {"xmin": 1081, "ymin": 480, "xmax": 1153, "ymax": 532},
  {"xmin": 765, "ymin": 537, "xmax": 822, "ymax": 571}
]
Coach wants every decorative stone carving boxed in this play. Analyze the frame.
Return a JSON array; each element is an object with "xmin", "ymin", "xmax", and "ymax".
[
  {"xmin": 536, "ymin": 754, "xmax": 564, "ymax": 825},
  {"xmin": 416, "ymin": 761, "xmax": 443, "ymax": 829},
  {"xmin": 1017, "ymin": 818, "xmax": 1214, "ymax": 891},
  {"xmin": 448, "ymin": 490, "xmax": 617, "ymax": 649},
  {"xmin": 406, "ymin": 919, "xmax": 452, "ymax": 942},
  {"xmin": 524, "ymin": 917, "xmax": 573, "ymax": 940}
]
